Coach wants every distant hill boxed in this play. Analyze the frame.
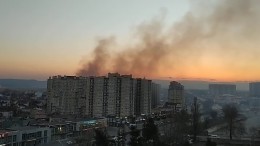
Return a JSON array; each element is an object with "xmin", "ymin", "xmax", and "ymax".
[
  {"xmin": 153, "ymin": 79, "xmax": 249, "ymax": 91},
  {"xmin": 0, "ymin": 79, "xmax": 47, "ymax": 89}
]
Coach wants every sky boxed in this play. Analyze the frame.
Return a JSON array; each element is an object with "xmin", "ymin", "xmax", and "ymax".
[{"xmin": 0, "ymin": 0, "xmax": 260, "ymax": 81}]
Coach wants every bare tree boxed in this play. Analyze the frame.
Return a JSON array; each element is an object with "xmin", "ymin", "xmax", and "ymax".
[{"xmin": 222, "ymin": 104, "xmax": 239, "ymax": 140}]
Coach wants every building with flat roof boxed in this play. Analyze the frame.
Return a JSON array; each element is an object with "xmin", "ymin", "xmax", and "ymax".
[
  {"xmin": 0, "ymin": 126, "xmax": 51, "ymax": 146},
  {"xmin": 47, "ymin": 76, "xmax": 87, "ymax": 116},
  {"xmin": 30, "ymin": 117, "xmax": 107, "ymax": 142},
  {"xmin": 168, "ymin": 81, "xmax": 185, "ymax": 110},
  {"xmin": 47, "ymin": 73, "xmax": 152, "ymax": 118},
  {"xmin": 151, "ymin": 83, "xmax": 161, "ymax": 109},
  {"xmin": 249, "ymin": 82, "xmax": 260, "ymax": 97},
  {"xmin": 134, "ymin": 78, "xmax": 152, "ymax": 116}
]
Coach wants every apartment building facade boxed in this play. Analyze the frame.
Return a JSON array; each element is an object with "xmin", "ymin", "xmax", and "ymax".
[
  {"xmin": 151, "ymin": 83, "xmax": 161, "ymax": 109},
  {"xmin": 47, "ymin": 76, "xmax": 87, "ymax": 116},
  {"xmin": 47, "ymin": 73, "xmax": 152, "ymax": 118},
  {"xmin": 135, "ymin": 79, "xmax": 152, "ymax": 116},
  {"xmin": 168, "ymin": 81, "xmax": 185, "ymax": 110}
]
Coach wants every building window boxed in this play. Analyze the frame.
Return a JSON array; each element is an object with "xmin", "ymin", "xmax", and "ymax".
[
  {"xmin": 6, "ymin": 136, "xmax": 12, "ymax": 143},
  {"xmin": 22, "ymin": 134, "xmax": 27, "ymax": 140},
  {"xmin": 44, "ymin": 137, "xmax": 47, "ymax": 143},
  {"xmin": 44, "ymin": 130, "xmax": 48, "ymax": 137},
  {"xmin": 37, "ymin": 131, "xmax": 42, "ymax": 138},
  {"xmin": 13, "ymin": 135, "xmax": 17, "ymax": 142}
]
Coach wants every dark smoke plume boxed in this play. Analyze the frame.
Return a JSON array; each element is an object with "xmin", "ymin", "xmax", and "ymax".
[{"xmin": 77, "ymin": 0, "xmax": 260, "ymax": 79}]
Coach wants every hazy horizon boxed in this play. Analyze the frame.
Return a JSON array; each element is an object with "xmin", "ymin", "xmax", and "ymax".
[{"xmin": 0, "ymin": 78, "xmax": 252, "ymax": 91}]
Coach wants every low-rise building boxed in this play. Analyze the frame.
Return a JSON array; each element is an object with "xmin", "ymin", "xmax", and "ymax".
[
  {"xmin": 0, "ymin": 111, "xmax": 13, "ymax": 119},
  {"xmin": 30, "ymin": 108, "xmax": 47, "ymax": 119},
  {"xmin": 0, "ymin": 126, "xmax": 51, "ymax": 146},
  {"xmin": 29, "ymin": 117, "xmax": 107, "ymax": 142}
]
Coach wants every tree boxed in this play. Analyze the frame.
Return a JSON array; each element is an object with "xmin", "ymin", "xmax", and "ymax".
[
  {"xmin": 94, "ymin": 129, "xmax": 109, "ymax": 146},
  {"xmin": 29, "ymin": 99, "xmax": 39, "ymax": 108},
  {"xmin": 173, "ymin": 109, "xmax": 191, "ymax": 144},
  {"xmin": 128, "ymin": 126, "xmax": 143, "ymax": 146},
  {"xmin": 142, "ymin": 118, "xmax": 159, "ymax": 144},
  {"xmin": 204, "ymin": 117, "xmax": 210, "ymax": 130},
  {"xmin": 222, "ymin": 104, "xmax": 239, "ymax": 140},
  {"xmin": 210, "ymin": 110, "xmax": 218, "ymax": 120}
]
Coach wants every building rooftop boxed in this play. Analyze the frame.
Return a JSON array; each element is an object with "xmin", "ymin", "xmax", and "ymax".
[
  {"xmin": 0, "ymin": 129, "xmax": 15, "ymax": 133},
  {"xmin": 8, "ymin": 126, "xmax": 48, "ymax": 131},
  {"xmin": 29, "ymin": 117, "xmax": 106, "ymax": 127}
]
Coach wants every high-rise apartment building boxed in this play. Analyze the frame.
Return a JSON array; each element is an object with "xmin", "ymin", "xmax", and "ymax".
[
  {"xmin": 134, "ymin": 79, "xmax": 152, "ymax": 116},
  {"xmin": 47, "ymin": 76, "xmax": 87, "ymax": 115},
  {"xmin": 47, "ymin": 73, "xmax": 152, "ymax": 118},
  {"xmin": 106, "ymin": 73, "xmax": 135, "ymax": 117},
  {"xmin": 209, "ymin": 84, "xmax": 236, "ymax": 96},
  {"xmin": 168, "ymin": 81, "xmax": 185, "ymax": 109},
  {"xmin": 249, "ymin": 82, "xmax": 260, "ymax": 97},
  {"xmin": 92, "ymin": 77, "xmax": 108, "ymax": 117},
  {"xmin": 119, "ymin": 75, "xmax": 135, "ymax": 117},
  {"xmin": 151, "ymin": 83, "xmax": 161, "ymax": 109},
  {"xmin": 85, "ymin": 76, "xmax": 110, "ymax": 117}
]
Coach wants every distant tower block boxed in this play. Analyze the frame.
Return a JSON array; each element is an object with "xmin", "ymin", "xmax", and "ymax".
[{"xmin": 168, "ymin": 81, "xmax": 185, "ymax": 110}]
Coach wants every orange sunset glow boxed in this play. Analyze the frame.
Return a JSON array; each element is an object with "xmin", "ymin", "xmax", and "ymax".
[{"xmin": 1, "ymin": 0, "xmax": 260, "ymax": 82}]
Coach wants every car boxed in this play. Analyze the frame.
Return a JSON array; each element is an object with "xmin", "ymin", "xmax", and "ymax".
[
  {"xmin": 209, "ymin": 134, "xmax": 220, "ymax": 139},
  {"xmin": 129, "ymin": 124, "xmax": 137, "ymax": 128},
  {"xmin": 188, "ymin": 139, "xmax": 193, "ymax": 144},
  {"xmin": 112, "ymin": 136, "xmax": 118, "ymax": 141},
  {"xmin": 66, "ymin": 141, "xmax": 73, "ymax": 144},
  {"xmin": 155, "ymin": 116, "xmax": 160, "ymax": 121},
  {"xmin": 161, "ymin": 115, "xmax": 167, "ymax": 119}
]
